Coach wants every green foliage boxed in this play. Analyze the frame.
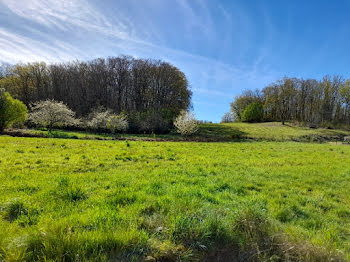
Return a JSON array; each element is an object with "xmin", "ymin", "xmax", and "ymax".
[
  {"xmin": 0, "ymin": 137, "xmax": 349, "ymax": 260},
  {"xmin": 0, "ymin": 89, "xmax": 27, "ymax": 132},
  {"xmin": 241, "ymin": 102, "xmax": 264, "ymax": 122}
]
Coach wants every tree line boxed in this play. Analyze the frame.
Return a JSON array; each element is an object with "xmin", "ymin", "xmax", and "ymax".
[
  {"xmin": 229, "ymin": 76, "xmax": 350, "ymax": 126},
  {"xmin": 0, "ymin": 56, "xmax": 192, "ymax": 132}
]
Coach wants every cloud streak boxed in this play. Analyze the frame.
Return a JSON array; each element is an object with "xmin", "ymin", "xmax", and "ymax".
[{"xmin": 0, "ymin": 0, "xmax": 278, "ymax": 121}]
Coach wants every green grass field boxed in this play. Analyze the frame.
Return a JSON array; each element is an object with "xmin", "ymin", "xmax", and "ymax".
[{"xmin": 1, "ymin": 135, "xmax": 350, "ymax": 261}]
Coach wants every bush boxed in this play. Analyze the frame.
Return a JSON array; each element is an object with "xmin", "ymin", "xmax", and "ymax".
[
  {"xmin": 0, "ymin": 88, "xmax": 27, "ymax": 132},
  {"xmin": 174, "ymin": 110, "xmax": 198, "ymax": 135},
  {"xmin": 241, "ymin": 102, "xmax": 264, "ymax": 122},
  {"xmin": 28, "ymin": 100, "xmax": 79, "ymax": 132},
  {"xmin": 107, "ymin": 114, "xmax": 128, "ymax": 133},
  {"xmin": 88, "ymin": 109, "xmax": 128, "ymax": 133},
  {"xmin": 128, "ymin": 111, "xmax": 172, "ymax": 134}
]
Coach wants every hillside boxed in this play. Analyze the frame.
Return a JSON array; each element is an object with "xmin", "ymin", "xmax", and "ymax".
[
  {"xmin": 4, "ymin": 122, "xmax": 350, "ymax": 143},
  {"xmin": 198, "ymin": 122, "xmax": 350, "ymax": 142}
]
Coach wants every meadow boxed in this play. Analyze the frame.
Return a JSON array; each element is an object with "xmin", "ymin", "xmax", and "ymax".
[{"xmin": 1, "ymin": 133, "xmax": 350, "ymax": 261}]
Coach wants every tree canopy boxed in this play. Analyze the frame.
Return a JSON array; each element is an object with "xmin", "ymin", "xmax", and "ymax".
[
  {"xmin": 0, "ymin": 56, "xmax": 192, "ymax": 133},
  {"xmin": 231, "ymin": 76, "xmax": 350, "ymax": 126},
  {"xmin": 0, "ymin": 88, "xmax": 27, "ymax": 132}
]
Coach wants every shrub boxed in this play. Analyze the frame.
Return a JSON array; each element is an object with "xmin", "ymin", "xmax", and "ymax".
[
  {"xmin": 88, "ymin": 109, "xmax": 128, "ymax": 133},
  {"xmin": 0, "ymin": 88, "xmax": 27, "ymax": 132},
  {"xmin": 174, "ymin": 110, "xmax": 198, "ymax": 135},
  {"xmin": 107, "ymin": 114, "xmax": 128, "ymax": 133},
  {"xmin": 28, "ymin": 100, "xmax": 79, "ymax": 132},
  {"xmin": 241, "ymin": 102, "xmax": 264, "ymax": 122},
  {"xmin": 344, "ymin": 136, "xmax": 350, "ymax": 144},
  {"xmin": 129, "ymin": 111, "xmax": 171, "ymax": 134}
]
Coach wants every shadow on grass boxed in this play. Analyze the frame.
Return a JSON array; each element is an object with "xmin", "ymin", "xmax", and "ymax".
[{"xmin": 197, "ymin": 124, "xmax": 248, "ymax": 141}]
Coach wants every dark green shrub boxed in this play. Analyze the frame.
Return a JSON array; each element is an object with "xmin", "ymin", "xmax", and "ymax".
[{"xmin": 241, "ymin": 102, "xmax": 264, "ymax": 122}]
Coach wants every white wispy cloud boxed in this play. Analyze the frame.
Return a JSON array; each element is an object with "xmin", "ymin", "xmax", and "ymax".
[
  {"xmin": 0, "ymin": 0, "xmax": 278, "ymax": 120},
  {"xmin": 0, "ymin": 27, "xmax": 85, "ymax": 62}
]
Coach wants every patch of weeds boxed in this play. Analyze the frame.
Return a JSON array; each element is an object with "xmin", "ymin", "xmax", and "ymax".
[
  {"xmin": 232, "ymin": 186, "xmax": 246, "ymax": 196},
  {"xmin": 244, "ymin": 184, "xmax": 261, "ymax": 192},
  {"xmin": 1, "ymin": 199, "xmax": 39, "ymax": 226},
  {"xmin": 336, "ymin": 209, "xmax": 350, "ymax": 219},
  {"xmin": 110, "ymin": 190, "xmax": 137, "ymax": 207},
  {"xmin": 63, "ymin": 186, "xmax": 87, "ymax": 202},
  {"xmin": 17, "ymin": 185, "xmax": 40, "ymax": 194},
  {"xmin": 148, "ymin": 239, "xmax": 194, "ymax": 262},
  {"xmin": 115, "ymin": 155, "xmax": 137, "ymax": 162},
  {"xmin": 210, "ymin": 182, "xmax": 231, "ymax": 193},
  {"xmin": 54, "ymin": 178, "xmax": 87, "ymax": 202},
  {"xmin": 140, "ymin": 202, "xmax": 163, "ymax": 216},
  {"xmin": 2, "ymin": 199, "xmax": 28, "ymax": 222},
  {"xmin": 58, "ymin": 176, "xmax": 70, "ymax": 187},
  {"xmin": 147, "ymin": 182, "xmax": 166, "ymax": 196},
  {"xmin": 170, "ymin": 214, "xmax": 209, "ymax": 249},
  {"xmin": 275, "ymin": 205, "xmax": 309, "ymax": 223}
]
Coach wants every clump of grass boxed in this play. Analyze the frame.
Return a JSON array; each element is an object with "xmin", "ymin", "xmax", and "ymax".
[
  {"xmin": 64, "ymin": 186, "xmax": 87, "ymax": 202},
  {"xmin": 1, "ymin": 199, "xmax": 39, "ymax": 226},
  {"xmin": 148, "ymin": 239, "xmax": 194, "ymax": 261},
  {"xmin": 275, "ymin": 205, "xmax": 309, "ymax": 223},
  {"xmin": 110, "ymin": 190, "xmax": 137, "ymax": 207},
  {"xmin": 24, "ymin": 221, "xmax": 149, "ymax": 261},
  {"xmin": 54, "ymin": 178, "xmax": 87, "ymax": 202},
  {"xmin": 2, "ymin": 199, "xmax": 28, "ymax": 222}
]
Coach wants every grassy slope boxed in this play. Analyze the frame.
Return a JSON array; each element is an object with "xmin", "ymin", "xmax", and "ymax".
[
  {"xmin": 6, "ymin": 122, "xmax": 350, "ymax": 142},
  {"xmin": 198, "ymin": 122, "xmax": 350, "ymax": 141},
  {"xmin": 0, "ymin": 136, "xmax": 350, "ymax": 260}
]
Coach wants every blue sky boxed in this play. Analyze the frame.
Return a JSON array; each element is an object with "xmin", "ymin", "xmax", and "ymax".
[{"xmin": 1, "ymin": 0, "xmax": 350, "ymax": 122}]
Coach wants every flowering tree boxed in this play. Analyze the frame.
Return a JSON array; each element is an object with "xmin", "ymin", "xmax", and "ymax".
[
  {"xmin": 88, "ymin": 109, "xmax": 128, "ymax": 133},
  {"xmin": 29, "ymin": 100, "xmax": 78, "ymax": 132},
  {"xmin": 88, "ymin": 110, "xmax": 111, "ymax": 131},
  {"xmin": 174, "ymin": 110, "xmax": 198, "ymax": 135},
  {"xmin": 107, "ymin": 114, "xmax": 128, "ymax": 133}
]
